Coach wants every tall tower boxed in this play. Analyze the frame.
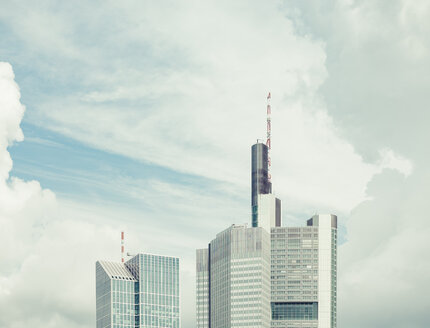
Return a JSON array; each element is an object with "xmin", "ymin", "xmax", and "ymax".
[
  {"xmin": 196, "ymin": 91, "xmax": 338, "ymax": 328},
  {"xmin": 251, "ymin": 142, "xmax": 272, "ymax": 226},
  {"xmin": 196, "ymin": 225, "xmax": 271, "ymax": 328},
  {"xmin": 251, "ymin": 93, "xmax": 281, "ymax": 230},
  {"xmin": 270, "ymin": 215, "xmax": 338, "ymax": 328}
]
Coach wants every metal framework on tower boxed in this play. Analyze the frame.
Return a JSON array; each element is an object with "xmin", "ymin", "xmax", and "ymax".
[
  {"xmin": 266, "ymin": 92, "xmax": 271, "ymax": 181},
  {"xmin": 121, "ymin": 231, "xmax": 124, "ymax": 263}
]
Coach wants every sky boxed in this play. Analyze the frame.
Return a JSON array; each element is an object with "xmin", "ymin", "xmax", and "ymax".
[{"xmin": 0, "ymin": 0, "xmax": 429, "ymax": 327}]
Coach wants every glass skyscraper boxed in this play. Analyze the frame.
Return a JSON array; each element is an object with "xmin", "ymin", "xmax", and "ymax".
[
  {"xmin": 251, "ymin": 142, "xmax": 272, "ymax": 210},
  {"xmin": 196, "ymin": 140, "xmax": 337, "ymax": 328},
  {"xmin": 196, "ymin": 250, "xmax": 209, "ymax": 328},
  {"xmin": 96, "ymin": 253, "xmax": 180, "ymax": 328},
  {"xmin": 251, "ymin": 142, "xmax": 281, "ymax": 229}
]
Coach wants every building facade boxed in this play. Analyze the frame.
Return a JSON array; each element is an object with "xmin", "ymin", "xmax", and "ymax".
[
  {"xmin": 196, "ymin": 249, "xmax": 209, "ymax": 328},
  {"xmin": 96, "ymin": 253, "xmax": 180, "ymax": 328},
  {"xmin": 96, "ymin": 261, "xmax": 137, "ymax": 328},
  {"xmin": 251, "ymin": 142, "xmax": 282, "ymax": 230},
  {"xmin": 196, "ymin": 134, "xmax": 337, "ymax": 327},
  {"xmin": 271, "ymin": 214, "xmax": 337, "ymax": 328},
  {"xmin": 196, "ymin": 216, "xmax": 337, "ymax": 328},
  {"xmin": 196, "ymin": 225, "xmax": 271, "ymax": 328}
]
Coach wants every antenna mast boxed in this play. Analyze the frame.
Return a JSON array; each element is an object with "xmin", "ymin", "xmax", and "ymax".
[
  {"xmin": 266, "ymin": 92, "xmax": 272, "ymax": 181},
  {"xmin": 121, "ymin": 231, "xmax": 125, "ymax": 263}
]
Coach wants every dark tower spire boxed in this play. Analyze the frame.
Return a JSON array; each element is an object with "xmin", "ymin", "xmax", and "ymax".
[
  {"xmin": 251, "ymin": 142, "xmax": 272, "ymax": 227},
  {"xmin": 251, "ymin": 93, "xmax": 281, "ymax": 228}
]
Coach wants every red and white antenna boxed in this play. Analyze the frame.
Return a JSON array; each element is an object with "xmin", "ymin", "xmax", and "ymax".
[
  {"xmin": 266, "ymin": 92, "xmax": 272, "ymax": 181},
  {"xmin": 121, "ymin": 231, "xmax": 125, "ymax": 263}
]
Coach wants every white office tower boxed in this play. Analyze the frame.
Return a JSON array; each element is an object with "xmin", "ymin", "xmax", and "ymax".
[
  {"xmin": 258, "ymin": 193, "xmax": 281, "ymax": 233},
  {"xmin": 196, "ymin": 225, "xmax": 271, "ymax": 328},
  {"xmin": 271, "ymin": 214, "xmax": 337, "ymax": 328}
]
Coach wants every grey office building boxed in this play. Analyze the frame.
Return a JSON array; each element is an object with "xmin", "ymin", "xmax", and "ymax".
[
  {"xmin": 96, "ymin": 253, "xmax": 180, "ymax": 328},
  {"xmin": 196, "ymin": 225, "xmax": 271, "ymax": 328},
  {"xmin": 196, "ymin": 216, "xmax": 337, "ymax": 328},
  {"xmin": 196, "ymin": 139, "xmax": 337, "ymax": 328},
  {"xmin": 271, "ymin": 215, "xmax": 337, "ymax": 328}
]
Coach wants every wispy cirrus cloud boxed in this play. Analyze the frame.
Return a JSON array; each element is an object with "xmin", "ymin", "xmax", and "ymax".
[{"xmin": 2, "ymin": 1, "xmax": 410, "ymax": 216}]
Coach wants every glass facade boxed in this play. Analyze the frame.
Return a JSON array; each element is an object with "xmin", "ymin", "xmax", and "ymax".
[
  {"xmin": 271, "ymin": 302, "xmax": 318, "ymax": 320},
  {"xmin": 331, "ymin": 228, "xmax": 337, "ymax": 328},
  {"xmin": 96, "ymin": 261, "xmax": 137, "ymax": 328},
  {"xmin": 96, "ymin": 262, "xmax": 113, "ymax": 328},
  {"xmin": 271, "ymin": 227, "xmax": 319, "ymax": 304},
  {"xmin": 112, "ymin": 279, "xmax": 136, "ymax": 327},
  {"xmin": 196, "ymin": 218, "xmax": 337, "ymax": 328},
  {"xmin": 126, "ymin": 254, "xmax": 180, "ymax": 328},
  {"xmin": 270, "ymin": 215, "xmax": 337, "ymax": 328},
  {"xmin": 96, "ymin": 253, "xmax": 180, "ymax": 328},
  {"xmin": 251, "ymin": 143, "xmax": 272, "ymax": 227},
  {"xmin": 196, "ymin": 249, "xmax": 209, "ymax": 328}
]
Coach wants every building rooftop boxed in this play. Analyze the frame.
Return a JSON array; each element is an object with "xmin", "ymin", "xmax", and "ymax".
[{"xmin": 97, "ymin": 260, "xmax": 136, "ymax": 281}]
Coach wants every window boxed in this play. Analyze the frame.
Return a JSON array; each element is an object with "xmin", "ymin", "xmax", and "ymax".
[{"xmin": 271, "ymin": 302, "xmax": 318, "ymax": 320}]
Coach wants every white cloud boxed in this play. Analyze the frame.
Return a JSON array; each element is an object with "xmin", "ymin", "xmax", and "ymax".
[
  {"xmin": 7, "ymin": 1, "xmax": 409, "ymax": 218},
  {"xmin": 339, "ymin": 169, "xmax": 430, "ymax": 327},
  {"xmin": 377, "ymin": 148, "xmax": 413, "ymax": 177},
  {"xmin": 2, "ymin": 1, "xmax": 428, "ymax": 327},
  {"xmin": 0, "ymin": 62, "xmax": 24, "ymax": 181},
  {"xmin": 279, "ymin": 1, "xmax": 430, "ymax": 326},
  {"xmin": 0, "ymin": 62, "xmax": 121, "ymax": 328},
  {"xmin": 0, "ymin": 62, "xmax": 228, "ymax": 326}
]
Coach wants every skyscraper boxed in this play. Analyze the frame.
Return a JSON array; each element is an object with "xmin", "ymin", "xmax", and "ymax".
[
  {"xmin": 251, "ymin": 142, "xmax": 282, "ymax": 230},
  {"xmin": 251, "ymin": 142, "xmax": 272, "ymax": 209},
  {"xmin": 196, "ymin": 95, "xmax": 337, "ymax": 327},
  {"xmin": 196, "ymin": 249, "xmax": 210, "ymax": 328},
  {"xmin": 196, "ymin": 216, "xmax": 337, "ymax": 328},
  {"xmin": 270, "ymin": 215, "xmax": 337, "ymax": 328},
  {"xmin": 96, "ymin": 253, "xmax": 180, "ymax": 328},
  {"xmin": 196, "ymin": 225, "xmax": 271, "ymax": 328},
  {"xmin": 96, "ymin": 261, "xmax": 137, "ymax": 328}
]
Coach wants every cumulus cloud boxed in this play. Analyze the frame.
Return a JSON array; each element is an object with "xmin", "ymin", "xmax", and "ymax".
[
  {"xmin": 0, "ymin": 62, "xmax": 24, "ymax": 180},
  {"xmin": 339, "ymin": 169, "xmax": 430, "ymax": 328},
  {"xmin": 0, "ymin": 62, "xmax": 215, "ymax": 327},
  {"xmin": 280, "ymin": 1, "xmax": 430, "ymax": 326},
  {"xmin": 0, "ymin": 62, "xmax": 120, "ymax": 328}
]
